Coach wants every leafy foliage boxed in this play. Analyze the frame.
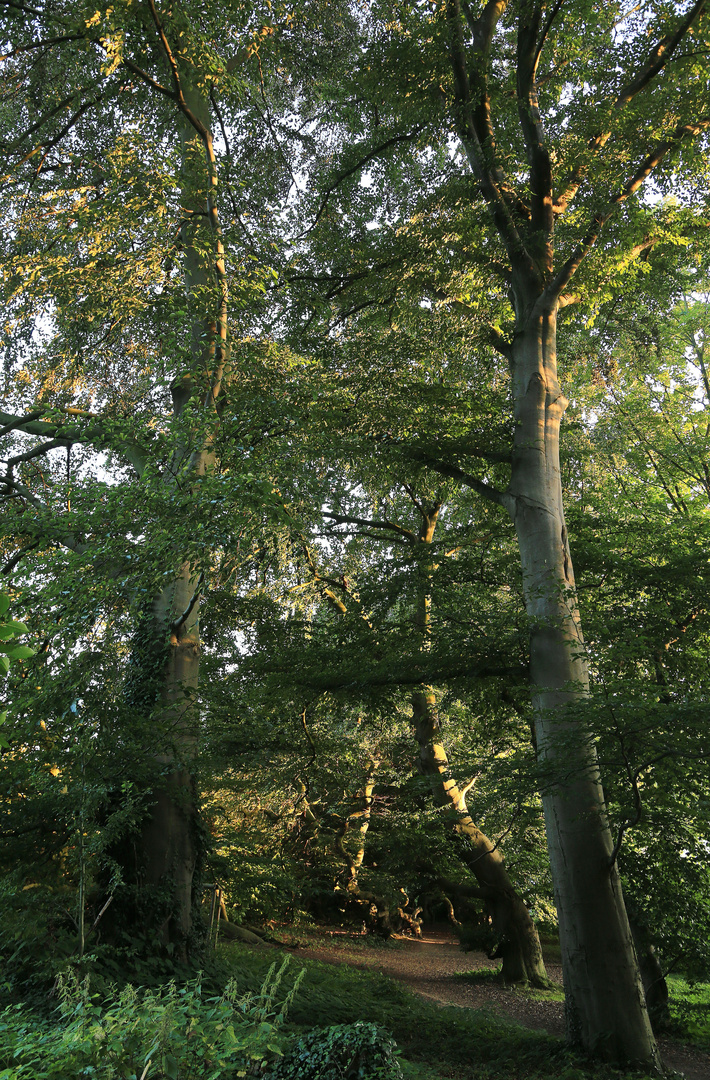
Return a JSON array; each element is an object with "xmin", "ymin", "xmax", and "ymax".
[
  {"xmin": 272, "ymin": 1022, "xmax": 402, "ymax": 1080},
  {"xmin": 0, "ymin": 957, "xmax": 304, "ymax": 1080},
  {"xmin": 666, "ymin": 976, "xmax": 710, "ymax": 1051}
]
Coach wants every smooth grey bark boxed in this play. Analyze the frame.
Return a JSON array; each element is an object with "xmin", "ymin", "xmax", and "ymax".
[{"xmin": 501, "ymin": 298, "xmax": 658, "ymax": 1063}]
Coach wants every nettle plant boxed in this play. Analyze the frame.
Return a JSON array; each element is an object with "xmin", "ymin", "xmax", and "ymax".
[{"xmin": 0, "ymin": 957, "xmax": 305, "ymax": 1080}]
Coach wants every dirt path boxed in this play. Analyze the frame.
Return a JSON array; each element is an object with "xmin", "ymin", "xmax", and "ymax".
[{"xmin": 293, "ymin": 928, "xmax": 710, "ymax": 1080}]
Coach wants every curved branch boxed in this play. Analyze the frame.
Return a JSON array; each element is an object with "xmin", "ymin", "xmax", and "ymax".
[
  {"xmin": 0, "ymin": 410, "xmax": 149, "ymax": 476},
  {"xmin": 297, "ymin": 127, "xmax": 425, "ymax": 239},
  {"xmin": 448, "ymin": 0, "xmax": 526, "ymax": 255},
  {"xmin": 122, "ymin": 57, "xmax": 176, "ymax": 101},
  {"xmin": 405, "ymin": 449, "xmax": 506, "ymax": 508},
  {"xmin": 516, "ymin": 2, "xmax": 553, "ymax": 262},
  {"xmin": 0, "ymin": 411, "xmax": 47, "ymax": 438},
  {"xmin": 3, "ymin": 92, "xmax": 78, "ymax": 152},
  {"xmin": 532, "ymin": 0, "xmax": 566, "ymax": 75},
  {"xmin": 322, "ymin": 511, "xmax": 417, "ymax": 542},
  {"xmin": 3, "ymin": 438, "xmax": 70, "ymax": 467},
  {"xmin": 552, "ymin": 1, "xmax": 706, "ymax": 215},
  {"xmin": 0, "ymin": 33, "xmax": 87, "ymax": 60},
  {"xmin": 615, "ymin": 0, "xmax": 707, "ymax": 110},
  {"xmin": 170, "ymin": 572, "xmax": 204, "ymax": 633}
]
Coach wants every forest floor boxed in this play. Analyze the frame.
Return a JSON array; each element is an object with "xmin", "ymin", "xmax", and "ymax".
[{"xmin": 289, "ymin": 925, "xmax": 710, "ymax": 1080}]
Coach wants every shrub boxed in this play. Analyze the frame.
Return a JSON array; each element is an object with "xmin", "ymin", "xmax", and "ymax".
[{"xmin": 271, "ymin": 1021, "xmax": 402, "ymax": 1080}]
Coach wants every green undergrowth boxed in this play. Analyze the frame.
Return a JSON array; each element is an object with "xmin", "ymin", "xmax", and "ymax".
[
  {"xmin": 539, "ymin": 934, "xmax": 563, "ymax": 966},
  {"xmin": 0, "ymin": 957, "xmax": 304, "ymax": 1080},
  {"xmin": 0, "ymin": 940, "xmax": 695, "ymax": 1080},
  {"xmin": 666, "ymin": 975, "xmax": 710, "ymax": 1050},
  {"xmin": 211, "ymin": 943, "xmax": 667, "ymax": 1080}
]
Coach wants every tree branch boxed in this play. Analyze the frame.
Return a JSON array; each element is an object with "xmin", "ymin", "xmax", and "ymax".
[
  {"xmin": 299, "ymin": 539, "xmax": 349, "ymax": 615},
  {"xmin": 516, "ymin": 2, "xmax": 554, "ymax": 267},
  {"xmin": 0, "ymin": 0, "xmax": 60, "ymax": 18},
  {"xmin": 542, "ymin": 118, "xmax": 710, "ymax": 306},
  {"xmin": 0, "ymin": 410, "xmax": 149, "ymax": 476},
  {"xmin": 3, "ymin": 439, "xmax": 70, "ymax": 468},
  {"xmin": 552, "ymin": 2, "xmax": 706, "ymax": 217},
  {"xmin": 447, "ymin": 0, "xmax": 536, "ymax": 277},
  {"xmin": 4, "ymin": 91, "xmax": 79, "ymax": 152},
  {"xmin": 1, "ymin": 541, "xmax": 40, "ymax": 576},
  {"xmin": 145, "ymin": 0, "xmax": 209, "ymax": 138},
  {"xmin": 0, "ymin": 410, "xmax": 47, "ymax": 438},
  {"xmin": 0, "ymin": 33, "xmax": 87, "ymax": 61},
  {"xmin": 321, "ymin": 511, "xmax": 417, "ymax": 542},
  {"xmin": 290, "ymin": 661, "xmax": 524, "ymax": 692},
  {"xmin": 489, "ymin": 326, "xmax": 513, "ymax": 358},
  {"xmin": 121, "ymin": 57, "xmax": 177, "ymax": 101},
  {"xmin": 405, "ymin": 449, "xmax": 506, "ymax": 508},
  {"xmin": 614, "ymin": 0, "xmax": 707, "ymax": 110},
  {"xmin": 532, "ymin": 0, "xmax": 566, "ymax": 74},
  {"xmin": 552, "ymin": 131, "xmax": 611, "ymax": 216},
  {"xmin": 298, "ymin": 127, "xmax": 425, "ymax": 238},
  {"xmin": 0, "ymin": 472, "xmax": 53, "ymax": 513},
  {"xmin": 170, "ymin": 572, "xmax": 205, "ymax": 633}
]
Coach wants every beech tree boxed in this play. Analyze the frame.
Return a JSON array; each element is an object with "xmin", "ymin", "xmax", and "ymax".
[
  {"xmin": 280, "ymin": 0, "xmax": 710, "ymax": 1067},
  {"xmin": 0, "ymin": 0, "xmax": 328, "ymax": 954}
]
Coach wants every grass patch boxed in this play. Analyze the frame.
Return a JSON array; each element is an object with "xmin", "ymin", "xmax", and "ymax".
[
  {"xmin": 272, "ymin": 924, "xmax": 408, "ymax": 953},
  {"xmin": 526, "ymin": 985, "xmax": 565, "ymax": 1003},
  {"xmin": 540, "ymin": 934, "xmax": 562, "ymax": 966},
  {"xmin": 213, "ymin": 942, "xmax": 663, "ymax": 1080}
]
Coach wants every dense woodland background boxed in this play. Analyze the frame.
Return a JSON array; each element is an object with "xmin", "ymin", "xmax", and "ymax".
[{"xmin": 1, "ymin": 0, "xmax": 710, "ymax": 1076}]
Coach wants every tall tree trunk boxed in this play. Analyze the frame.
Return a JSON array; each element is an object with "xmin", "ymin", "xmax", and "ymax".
[
  {"xmin": 503, "ymin": 297, "xmax": 659, "ymax": 1065},
  {"xmin": 118, "ymin": 73, "xmax": 227, "ymax": 957},
  {"xmin": 130, "ymin": 567, "xmax": 203, "ymax": 954},
  {"xmin": 411, "ymin": 504, "xmax": 548, "ymax": 985}
]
